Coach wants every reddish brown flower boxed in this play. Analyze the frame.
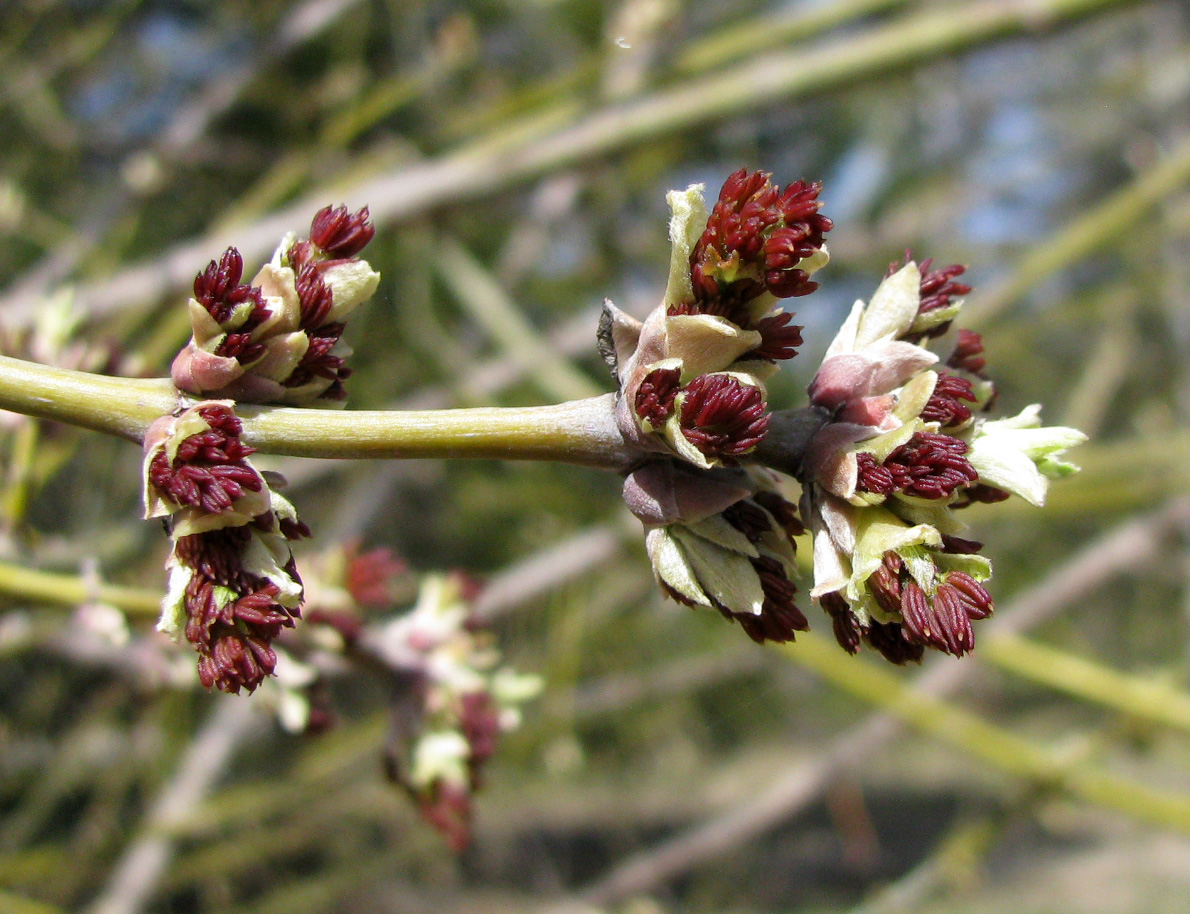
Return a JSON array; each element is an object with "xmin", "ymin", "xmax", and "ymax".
[
  {"xmin": 147, "ymin": 404, "xmax": 264, "ymax": 514},
  {"xmin": 855, "ymin": 452, "xmax": 897, "ymax": 496},
  {"xmin": 752, "ymin": 490, "xmax": 805, "ymax": 539},
  {"xmin": 282, "ymin": 323, "xmax": 350, "ymax": 393},
  {"xmin": 679, "ymin": 374, "xmax": 769, "ymax": 459},
  {"xmin": 921, "ymin": 372, "xmax": 977, "ymax": 428},
  {"xmin": 749, "ymin": 311, "xmax": 804, "ymax": 362},
  {"xmin": 731, "ymin": 556, "xmax": 807, "ymax": 644},
  {"xmin": 948, "ymin": 328, "xmax": 988, "ymax": 375},
  {"xmin": 722, "ymin": 498, "xmax": 776, "ymax": 542},
  {"xmin": 918, "ymin": 259, "xmax": 971, "ymax": 317},
  {"xmin": 309, "ymin": 204, "xmax": 375, "ymax": 259},
  {"xmin": 634, "ymin": 366, "xmax": 682, "ymax": 426},
  {"xmin": 865, "ymin": 551, "xmax": 992, "ymax": 658},
  {"xmin": 345, "ymin": 543, "xmax": 407, "ymax": 609},
  {"xmin": 193, "ymin": 248, "xmax": 271, "ymax": 364},
  {"xmin": 295, "ymin": 263, "xmax": 335, "ymax": 330},
  {"xmin": 460, "ymin": 691, "xmax": 502, "ymax": 773},
  {"xmin": 689, "ymin": 169, "xmax": 831, "ymax": 316},
  {"xmin": 181, "ymin": 568, "xmax": 299, "ymax": 694},
  {"xmin": 821, "ymin": 591, "xmax": 864, "ymax": 655},
  {"xmin": 952, "ymin": 482, "xmax": 1011, "ymax": 509},
  {"xmin": 865, "ymin": 618, "xmax": 926, "ymax": 664},
  {"xmin": 880, "ymin": 432, "xmax": 978, "ymax": 500}
]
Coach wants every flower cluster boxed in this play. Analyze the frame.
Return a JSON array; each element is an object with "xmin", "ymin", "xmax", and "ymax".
[
  {"xmin": 615, "ymin": 173, "xmax": 1085, "ymax": 661},
  {"xmin": 246, "ymin": 541, "xmax": 415, "ymax": 734},
  {"xmin": 144, "ymin": 206, "xmax": 383, "ymax": 692},
  {"xmin": 608, "ymin": 171, "xmax": 829, "ymax": 642},
  {"xmin": 606, "ymin": 170, "xmax": 830, "ymax": 470},
  {"xmin": 144, "ymin": 401, "xmax": 308, "ymax": 692},
  {"xmin": 363, "ymin": 574, "xmax": 540, "ymax": 850},
  {"xmin": 802, "ymin": 260, "xmax": 1086, "ymax": 661},
  {"xmin": 171, "ymin": 205, "xmax": 379, "ymax": 406}
]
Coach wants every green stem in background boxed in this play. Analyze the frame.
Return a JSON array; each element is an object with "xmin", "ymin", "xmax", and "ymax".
[
  {"xmin": 0, "ymin": 559, "xmax": 161, "ymax": 616},
  {"xmin": 972, "ymin": 133, "xmax": 1190, "ymax": 327},
  {"xmin": 783, "ymin": 632, "xmax": 1190, "ymax": 833},
  {"xmin": 1, "ymin": 417, "xmax": 41, "ymax": 531},
  {"xmin": 675, "ymin": 0, "xmax": 912, "ymax": 74},
  {"xmin": 432, "ymin": 235, "xmax": 603, "ymax": 404},
  {"xmin": 982, "ymin": 632, "xmax": 1190, "ymax": 733}
]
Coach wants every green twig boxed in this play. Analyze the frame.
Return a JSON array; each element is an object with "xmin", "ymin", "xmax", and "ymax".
[
  {"xmin": 675, "ymin": 0, "xmax": 912, "ymax": 74},
  {"xmin": 0, "ymin": 889, "xmax": 69, "ymax": 914},
  {"xmin": 0, "ymin": 560, "xmax": 161, "ymax": 616},
  {"xmin": 972, "ymin": 133, "xmax": 1190, "ymax": 326},
  {"xmin": 54, "ymin": 0, "xmax": 1147, "ymax": 319},
  {"xmin": 982, "ymin": 632, "xmax": 1190, "ymax": 733},
  {"xmin": 433, "ymin": 235, "xmax": 603, "ymax": 403},
  {"xmin": 0, "ymin": 355, "xmax": 634, "ymax": 469},
  {"xmin": 783, "ymin": 631, "xmax": 1190, "ymax": 833}
]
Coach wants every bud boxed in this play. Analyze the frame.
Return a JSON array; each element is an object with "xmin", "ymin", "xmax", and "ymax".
[{"xmin": 172, "ymin": 206, "xmax": 379, "ymax": 406}]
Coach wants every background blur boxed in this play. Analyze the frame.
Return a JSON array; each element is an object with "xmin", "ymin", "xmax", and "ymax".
[{"xmin": 1, "ymin": 1, "xmax": 1189, "ymax": 912}]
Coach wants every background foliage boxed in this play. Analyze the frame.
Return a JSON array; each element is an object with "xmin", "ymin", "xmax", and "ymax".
[{"xmin": 1, "ymin": 1, "xmax": 1189, "ymax": 912}]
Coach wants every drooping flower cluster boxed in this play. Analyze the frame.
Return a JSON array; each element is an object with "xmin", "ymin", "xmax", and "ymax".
[
  {"xmin": 144, "ymin": 206, "xmax": 382, "ymax": 692},
  {"xmin": 171, "ymin": 205, "xmax": 379, "ymax": 405},
  {"xmin": 802, "ymin": 260, "xmax": 1086, "ymax": 661},
  {"xmin": 362, "ymin": 574, "xmax": 541, "ymax": 850},
  {"xmin": 144, "ymin": 402, "xmax": 308, "ymax": 692},
  {"xmin": 608, "ymin": 171, "xmax": 830, "ymax": 642}
]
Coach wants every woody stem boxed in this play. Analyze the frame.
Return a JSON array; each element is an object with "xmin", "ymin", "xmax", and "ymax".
[{"xmin": 0, "ymin": 355, "xmax": 641, "ymax": 471}]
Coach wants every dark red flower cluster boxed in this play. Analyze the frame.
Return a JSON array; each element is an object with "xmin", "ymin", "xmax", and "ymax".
[
  {"xmin": 821, "ymin": 549, "xmax": 993, "ymax": 663},
  {"xmin": 343, "ymin": 542, "xmax": 408, "ymax": 609},
  {"xmin": 674, "ymin": 169, "xmax": 830, "ymax": 363},
  {"xmin": 869, "ymin": 552, "xmax": 993, "ymax": 657},
  {"xmin": 856, "ymin": 432, "xmax": 979, "ymax": 500},
  {"xmin": 634, "ymin": 366, "xmax": 682, "ymax": 426},
  {"xmin": 175, "ymin": 515, "xmax": 309, "ymax": 694},
  {"xmin": 282, "ymin": 205, "xmax": 375, "ymax": 400},
  {"xmin": 690, "ymin": 169, "xmax": 832, "ymax": 309},
  {"xmin": 147, "ymin": 404, "xmax": 263, "ymax": 514},
  {"xmin": 887, "ymin": 255, "xmax": 972, "ymax": 342},
  {"xmin": 948, "ymin": 328, "xmax": 988, "ymax": 376},
  {"xmin": 740, "ymin": 555, "xmax": 807, "ymax": 644},
  {"xmin": 309, "ymin": 203, "xmax": 376, "ymax": 258},
  {"xmin": 920, "ymin": 372, "xmax": 978, "ymax": 428},
  {"xmin": 194, "ymin": 249, "xmax": 271, "ymax": 365},
  {"xmin": 146, "ymin": 402, "xmax": 311, "ymax": 694},
  {"xmin": 917, "ymin": 259, "xmax": 971, "ymax": 319},
  {"xmin": 678, "ymin": 374, "xmax": 770, "ymax": 460},
  {"xmin": 181, "ymin": 553, "xmax": 299, "ymax": 693},
  {"xmin": 721, "ymin": 492, "xmax": 807, "ymax": 644}
]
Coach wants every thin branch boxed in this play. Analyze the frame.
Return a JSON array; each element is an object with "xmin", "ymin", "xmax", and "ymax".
[{"xmin": 0, "ymin": 356, "xmax": 635, "ymax": 469}]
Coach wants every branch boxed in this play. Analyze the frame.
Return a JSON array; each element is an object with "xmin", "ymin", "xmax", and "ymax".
[{"xmin": 0, "ymin": 355, "xmax": 640, "ymax": 470}]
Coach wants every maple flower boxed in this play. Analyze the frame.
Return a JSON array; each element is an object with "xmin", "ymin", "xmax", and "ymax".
[{"xmin": 799, "ymin": 260, "xmax": 1085, "ymax": 660}]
